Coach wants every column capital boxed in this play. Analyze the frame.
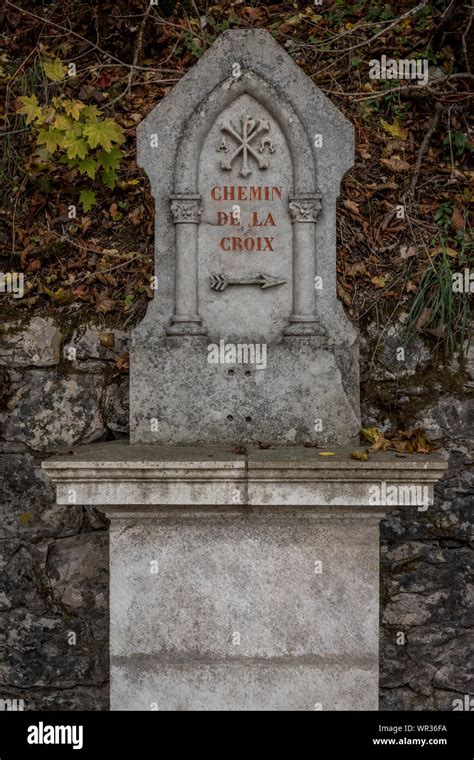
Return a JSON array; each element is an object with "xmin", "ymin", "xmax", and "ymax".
[
  {"xmin": 170, "ymin": 194, "xmax": 202, "ymax": 224},
  {"xmin": 289, "ymin": 193, "xmax": 322, "ymax": 223}
]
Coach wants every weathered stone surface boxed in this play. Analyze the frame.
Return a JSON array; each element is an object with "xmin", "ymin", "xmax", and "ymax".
[
  {"xmin": 68, "ymin": 327, "xmax": 129, "ymax": 362},
  {"xmin": 414, "ymin": 396, "xmax": 473, "ymax": 442},
  {"xmin": 110, "ymin": 514, "xmax": 379, "ymax": 660},
  {"xmin": 0, "ymin": 29, "xmax": 468, "ymax": 715},
  {"xmin": 42, "ymin": 442, "xmax": 446, "ymax": 508},
  {"xmin": 1, "ymin": 371, "xmax": 106, "ymax": 452},
  {"xmin": 0, "ymin": 322, "xmax": 470, "ymax": 710},
  {"xmin": 0, "ymin": 608, "xmax": 107, "ymax": 688},
  {"xmin": 42, "ymin": 442, "xmax": 447, "ymax": 711},
  {"xmin": 379, "ymin": 444, "xmax": 473, "ymax": 710},
  {"xmin": 380, "ymin": 625, "xmax": 473, "ymax": 709},
  {"xmin": 112, "ymin": 663, "xmax": 377, "ymax": 711},
  {"xmin": 363, "ymin": 321, "xmax": 431, "ymax": 381},
  {"xmin": 104, "ymin": 378, "xmax": 129, "ymax": 434},
  {"xmin": 47, "ymin": 532, "xmax": 108, "ymax": 611},
  {"xmin": 132, "ymin": 28, "xmax": 360, "ymax": 445},
  {"xmin": 1, "ymin": 453, "xmax": 81, "ymax": 539},
  {"xmin": 0, "ymin": 318, "xmax": 61, "ymax": 367}
]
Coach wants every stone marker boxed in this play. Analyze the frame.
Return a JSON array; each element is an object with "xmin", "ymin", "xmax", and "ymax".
[
  {"xmin": 132, "ymin": 28, "xmax": 359, "ymax": 446},
  {"xmin": 43, "ymin": 30, "xmax": 447, "ymax": 711}
]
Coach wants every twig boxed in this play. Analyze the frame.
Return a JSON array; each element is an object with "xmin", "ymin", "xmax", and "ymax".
[
  {"xmin": 4, "ymin": 1, "xmax": 164, "ymax": 73},
  {"xmin": 0, "ymin": 127, "xmax": 31, "ymax": 137},
  {"xmin": 342, "ymin": 72, "xmax": 474, "ymax": 101},
  {"xmin": 462, "ymin": 1, "xmax": 473, "ymax": 74},
  {"xmin": 342, "ymin": 0, "xmax": 430, "ymax": 53},
  {"xmin": 126, "ymin": 4, "xmax": 153, "ymax": 100},
  {"xmin": 289, "ymin": 0, "xmax": 430, "ymax": 53},
  {"xmin": 410, "ymin": 103, "xmax": 444, "ymax": 195},
  {"xmin": 75, "ymin": 255, "xmax": 147, "ymax": 283}
]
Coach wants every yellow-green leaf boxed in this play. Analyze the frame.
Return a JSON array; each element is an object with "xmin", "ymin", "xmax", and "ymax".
[
  {"xmin": 371, "ymin": 274, "xmax": 387, "ymax": 288},
  {"xmin": 37, "ymin": 127, "xmax": 62, "ymax": 153},
  {"xmin": 53, "ymin": 113, "xmax": 73, "ymax": 131},
  {"xmin": 351, "ymin": 450, "xmax": 369, "ymax": 461},
  {"xmin": 19, "ymin": 511, "xmax": 33, "ymax": 524},
  {"xmin": 63, "ymin": 133, "xmax": 88, "ymax": 159},
  {"xmin": 81, "ymin": 105, "xmax": 100, "ymax": 121},
  {"xmin": 380, "ymin": 118, "xmax": 408, "ymax": 140},
  {"xmin": 97, "ymin": 146, "xmax": 122, "ymax": 172},
  {"xmin": 17, "ymin": 94, "xmax": 43, "ymax": 124},
  {"xmin": 101, "ymin": 168, "xmax": 118, "ymax": 189},
  {"xmin": 63, "ymin": 99, "xmax": 86, "ymax": 120},
  {"xmin": 78, "ymin": 156, "xmax": 97, "ymax": 179},
  {"xmin": 83, "ymin": 118, "xmax": 124, "ymax": 151},
  {"xmin": 360, "ymin": 427, "xmax": 379, "ymax": 444},
  {"xmin": 79, "ymin": 189, "xmax": 97, "ymax": 212},
  {"xmin": 43, "ymin": 286, "xmax": 68, "ymax": 302},
  {"xmin": 43, "ymin": 58, "xmax": 66, "ymax": 82}
]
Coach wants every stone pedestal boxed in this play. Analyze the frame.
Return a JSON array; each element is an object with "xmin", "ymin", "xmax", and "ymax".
[{"xmin": 43, "ymin": 443, "xmax": 447, "ymax": 711}]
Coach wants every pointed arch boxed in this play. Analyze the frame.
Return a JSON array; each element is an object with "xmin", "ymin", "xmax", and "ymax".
[{"xmin": 174, "ymin": 71, "xmax": 316, "ymax": 194}]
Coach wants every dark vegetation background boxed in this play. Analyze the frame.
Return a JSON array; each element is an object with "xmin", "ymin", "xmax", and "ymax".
[{"xmin": 0, "ymin": 0, "xmax": 472, "ymax": 710}]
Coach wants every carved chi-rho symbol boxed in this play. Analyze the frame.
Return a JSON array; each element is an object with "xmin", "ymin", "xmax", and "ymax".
[{"xmin": 218, "ymin": 115, "xmax": 275, "ymax": 178}]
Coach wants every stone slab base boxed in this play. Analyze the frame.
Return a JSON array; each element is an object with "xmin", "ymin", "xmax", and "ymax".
[{"xmin": 42, "ymin": 443, "xmax": 447, "ymax": 711}]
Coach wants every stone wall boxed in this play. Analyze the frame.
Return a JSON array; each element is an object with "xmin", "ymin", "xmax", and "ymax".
[
  {"xmin": 0, "ymin": 316, "xmax": 472, "ymax": 710},
  {"xmin": 360, "ymin": 322, "xmax": 473, "ymax": 711}
]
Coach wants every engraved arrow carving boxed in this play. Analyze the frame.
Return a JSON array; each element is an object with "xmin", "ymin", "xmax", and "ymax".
[{"xmin": 210, "ymin": 273, "xmax": 286, "ymax": 292}]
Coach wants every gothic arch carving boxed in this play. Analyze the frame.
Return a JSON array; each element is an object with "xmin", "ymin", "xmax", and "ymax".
[
  {"xmin": 175, "ymin": 71, "xmax": 315, "ymax": 194},
  {"xmin": 168, "ymin": 70, "xmax": 324, "ymax": 337}
]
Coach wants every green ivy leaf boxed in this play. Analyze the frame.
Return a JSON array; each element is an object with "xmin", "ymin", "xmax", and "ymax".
[
  {"xmin": 17, "ymin": 95, "xmax": 43, "ymax": 125},
  {"xmin": 83, "ymin": 118, "xmax": 124, "ymax": 151},
  {"xmin": 79, "ymin": 190, "xmax": 97, "ymax": 212},
  {"xmin": 78, "ymin": 156, "xmax": 97, "ymax": 179}
]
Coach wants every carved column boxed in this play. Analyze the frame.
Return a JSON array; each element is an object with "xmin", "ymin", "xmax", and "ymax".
[
  {"xmin": 284, "ymin": 193, "xmax": 325, "ymax": 336},
  {"xmin": 168, "ymin": 194, "xmax": 206, "ymax": 336}
]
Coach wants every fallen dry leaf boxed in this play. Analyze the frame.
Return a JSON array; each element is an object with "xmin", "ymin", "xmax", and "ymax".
[
  {"xmin": 99, "ymin": 332, "xmax": 115, "ymax": 348},
  {"xmin": 413, "ymin": 306, "xmax": 432, "ymax": 332},
  {"xmin": 337, "ymin": 282, "xmax": 352, "ymax": 306},
  {"xmin": 430, "ymin": 245, "xmax": 458, "ymax": 258},
  {"xmin": 116, "ymin": 352, "xmax": 129, "ymax": 372},
  {"xmin": 451, "ymin": 206, "xmax": 465, "ymax": 231},
  {"xmin": 351, "ymin": 450, "xmax": 369, "ymax": 461},
  {"xmin": 380, "ymin": 118, "xmax": 408, "ymax": 140},
  {"xmin": 380, "ymin": 157, "xmax": 411, "ymax": 172},
  {"xmin": 360, "ymin": 427, "xmax": 391, "ymax": 452},
  {"xmin": 346, "ymin": 262, "xmax": 367, "ymax": 277},
  {"xmin": 371, "ymin": 275, "xmax": 387, "ymax": 288},
  {"xmin": 96, "ymin": 295, "xmax": 116, "ymax": 313},
  {"xmin": 343, "ymin": 199, "xmax": 361, "ymax": 215},
  {"xmin": 129, "ymin": 206, "xmax": 143, "ymax": 226}
]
